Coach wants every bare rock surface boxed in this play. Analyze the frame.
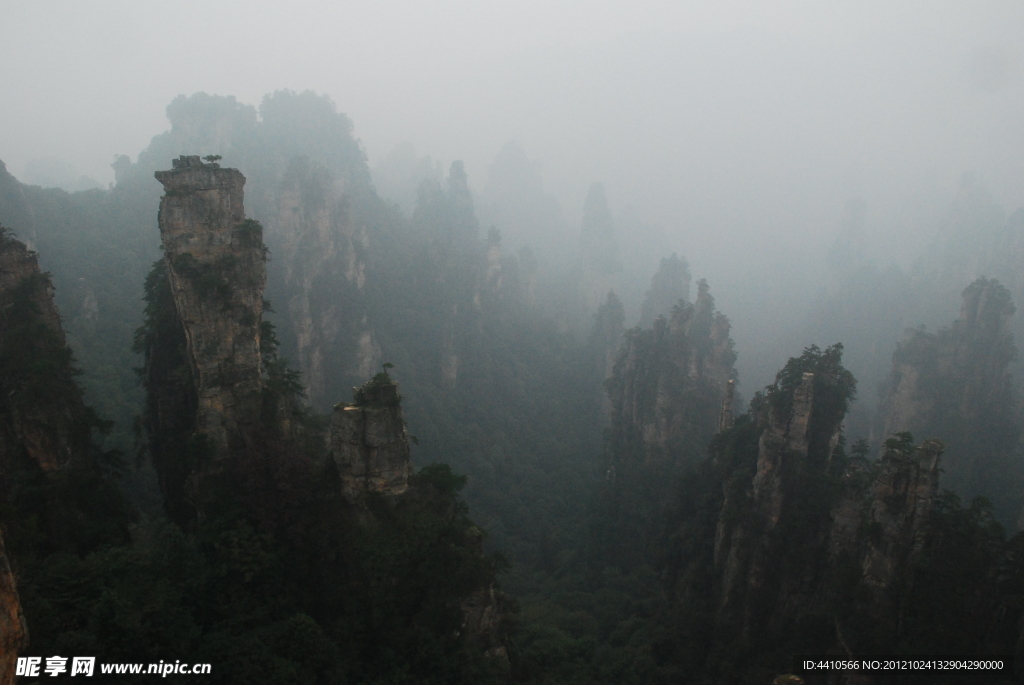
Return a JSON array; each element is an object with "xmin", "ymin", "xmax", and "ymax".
[
  {"xmin": 155, "ymin": 155, "xmax": 266, "ymax": 452},
  {"xmin": 330, "ymin": 377, "xmax": 411, "ymax": 497},
  {"xmin": 0, "ymin": 229, "xmax": 77, "ymax": 471},
  {"xmin": 608, "ymin": 278, "xmax": 736, "ymax": 474},
  {"xmin": 860, "ymin": 438, "xmax": 943, "ymax": 620}
]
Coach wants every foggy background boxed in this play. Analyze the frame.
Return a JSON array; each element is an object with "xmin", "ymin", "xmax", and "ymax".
[{"xmin": 4, "ymin": 0, "xmax": 1024, "ymax": 394}]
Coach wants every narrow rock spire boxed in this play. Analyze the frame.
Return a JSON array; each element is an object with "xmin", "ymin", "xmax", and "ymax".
[
  {"xmin": 330, "ymin": 375, "xmax": 411, "ymax": 498},
  {"xmin": 154, "ymin": 156, "xmax": 266, "ymax": 453}
]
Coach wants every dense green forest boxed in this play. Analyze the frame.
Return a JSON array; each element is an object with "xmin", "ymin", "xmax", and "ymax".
[{"xmin": 2, "ymin": 90, "xmax": 1024, "ymax": 684}]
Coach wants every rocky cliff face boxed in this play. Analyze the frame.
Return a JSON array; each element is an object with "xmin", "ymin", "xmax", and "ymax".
[
  {"xmin": 459, "ymin": 585, "xmax": 508, "ymax": 661},
  {"xmin": 593, "ymin": 279, "xmax": 734, "ymax": 568},
  {"xmin": 328, "ymin": 373, "xmax": 508, "ymax": 664},
  {"xmin": 0, "ymin": 227, "xmax": 128, "ymax": 679},
  {"xmin": 752, "ymin": 372, "xmax": 816, "ymax": 528},
  {"xmin": 0, "ymin": 160, "xmax": 34, "ymax": 249},
  {"xmin": 878, "ymin": 276, "xmax": 1020, "ymax": 519},
  {"xmin": 607, "ymin": 279, "xmax": 735, "ymax": 475},
  {"xmin": 859, "ymin": 437, "xmax": 943, "ymax": 623},
  {"xmin": 269, "ymin": 158, "xmax": 378, "ymax": 407},
  {"xmin": 713, "ymin": 368, "xmax": 842, "ymax": 637},
  {"xmin": 263, "ymin": 154, "xmax": 502, "ymax": 407},
  {"xmin": 686, "ymin": 348, "xmax": 947, "ymax": 660},
  {"xmin": 0, "ymin": 229, "xmax": 62, "ymax": 333},
  {"xmin": 155, "ymin": 155, "xmax": 266, "ymax": 453},
  {"xmin": 330, "ymin": 375, "xmax": 411, "ymax": 498},
  {"xmin": 142, "ymin": 155, "xmax": 509, "ymax": 664},
  {"xmin": 0, "ymin": 227, "xmax": 81, "ymax": 472}
]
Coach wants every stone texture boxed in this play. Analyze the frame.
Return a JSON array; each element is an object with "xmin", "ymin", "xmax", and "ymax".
[
  {"xmin": 0, "ymin": 230, "xmax": 77, "ymax": 472},
  {"xmin": 0, "ymin": 231, "xmax": 62, "ymax": 338},
  {"xmin": 860, "ymin": 438, "xmax": 943, "ymax": 621},
  {"xmin": 155, "ymin": 155, "xmax": 265, "ymax": 452},
  {"xmin": 599, "ymin": 279, "xmax": 735, "ymax": 567},
  {"xmin": 269, "ymin": 158, "xmax": 376, "ymax": 407},
  {"xmin": 752, "ymin": 372, "xmax": 815, "ymax": 530},
  {"xmin": 826, "ymin": 459, "xmax": 871, "ymax": 562},
  {"xmin": 330, "ymin": 378, "xmax": 411, "ymax": 497},
  {"xmin": 709, "ymin": 366, "xmax": 944, "ymax": 649},
  {"xmin": 880, "ymin": 363, "xmax": 931, "ymax": 440},
  {"xmin": 460, "ymin": 584, "xmax": 510, "ymax": 663},
  {"xmin": 0, "ymin": 230, "xmax": 97, "ymax": 683},
  {"xmin": 714, "ymin": 372, "xmax": 832, "ymax": 634}
]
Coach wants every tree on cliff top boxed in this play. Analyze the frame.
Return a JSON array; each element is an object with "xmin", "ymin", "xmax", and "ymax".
[{"xmin": 762, "ymin": 343, "xmax": 856, "ymax": 443}]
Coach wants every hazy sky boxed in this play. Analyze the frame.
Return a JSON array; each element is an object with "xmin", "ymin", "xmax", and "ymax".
[{"xmin": 4, "ymin": 0, "xmax": 1024, "ymax": 386}]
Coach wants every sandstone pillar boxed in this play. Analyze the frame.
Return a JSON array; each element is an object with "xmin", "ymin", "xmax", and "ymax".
[
  {"xmin": 330, "ymin": 377, "xmax": 411, "ymax": 497},
  {"xmin": 154, "ymin": 156, "xmax": 265, "ymax": 452}
]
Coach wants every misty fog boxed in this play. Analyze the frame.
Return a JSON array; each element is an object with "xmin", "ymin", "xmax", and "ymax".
[
  {"xmin": 6, "ymin": 2, "xmax": 1024, "ymax": 681},
  {"xmin": 6, "ymin": 1, "xmax": 1024, "ymax": 401}
]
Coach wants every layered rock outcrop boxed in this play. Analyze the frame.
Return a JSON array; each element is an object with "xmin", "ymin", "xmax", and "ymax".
[
  {"xmin": 658, "ymin": 342, "xmax": 990, "ymax": 682},
  {"xmin": 330, "ymin": 375, "xmax": 411, "ymax": 497},
  {"xmin": 155, "ymin": 155, "xmax": 266, "ymax": 452}
]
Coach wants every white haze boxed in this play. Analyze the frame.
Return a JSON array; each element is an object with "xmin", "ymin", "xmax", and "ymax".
[{"xmin": 3, "ymin": 0, "xmax": 1024, "ymax": 390}]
